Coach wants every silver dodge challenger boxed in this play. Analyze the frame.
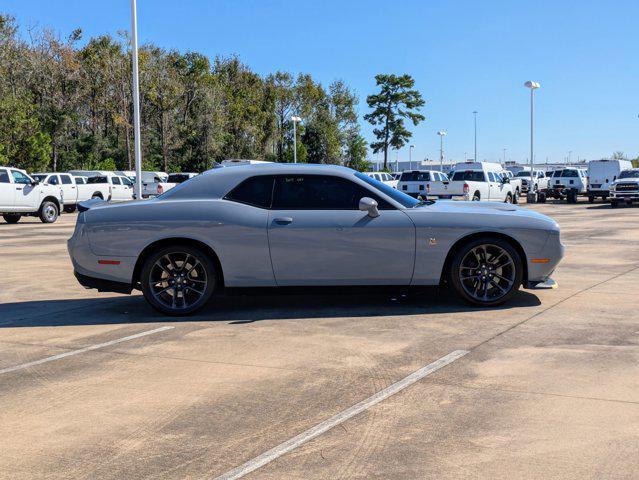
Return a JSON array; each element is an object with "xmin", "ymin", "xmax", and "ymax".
[{"xmin": 68, "ymin": 164, "xmax": 564, "ymax": 315}]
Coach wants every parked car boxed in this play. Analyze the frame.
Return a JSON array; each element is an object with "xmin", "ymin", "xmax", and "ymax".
[
  {"xmin": 363, "ymin": 172, "xmax": 399, "ymax": 189},
  {"xmin": 447, "ymin": 162, "xmax": 515, "ymax": 202},
  {"xmin": 142, "ymin": 172, "xmax": 200, "ymax": 198},
  {"xmin": 68, "ymin": 163, "xmax": 563, "ymax": 315},
  {"xmin": 587, "ymin": 159, "xmax": 634, "ymax": 203},
  {"xmin": 86, "ymin": 173, "xmax": 134, "ymax": 202},
  {"xmin": 0, "ymin": 167, "xmax": 64, "ymax": 223},
  {"xmin": 397, "ymin": 170, "xmax": 450, "ymax": 198},
  {"xmin": 514, "ymin": 170, "xmax": 550, "ymax": 195},
  {"xmin": 609, "ymin": 169, "xmax": 639, "ymax": 208},
  {"xmin": 544, "ymin": 168, "xmax": 588, "ymax": 203},
  {"xmin": 32, "ymin": 172, "xmax": 101, "ymax": 213}
]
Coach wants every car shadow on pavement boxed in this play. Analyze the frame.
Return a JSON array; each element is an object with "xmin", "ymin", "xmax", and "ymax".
[{"xmin": 0, "ymin": 288, "xmax": 541, "ymax": 328}]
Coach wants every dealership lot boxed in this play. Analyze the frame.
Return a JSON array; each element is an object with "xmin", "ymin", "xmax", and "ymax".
[{"xmin": 1, "ymin": 203, "xmax": 639, "ymax": 479}]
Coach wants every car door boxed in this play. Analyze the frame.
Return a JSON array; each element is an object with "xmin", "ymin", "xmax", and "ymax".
[
  {"xmin": 120, "ymin": 176, "xmax": 133, "ymax": 199},
  {"xmin": 0, "ymin": 168, "xmax": 14, "ymax": 208},
  {"xmin": 110, "ymin": 176, "xmax": 124, "ymax": 200},
  {"xmin": 59, "ymin": 174, "xmax": 76, "ymax": 203},
  {"xmin": 267, "ymin": 174, "xmax": 416, "ymax": 286},
  {"xmin": 12, "ymin": 170, "xmax": 40, "ymax": 208}
]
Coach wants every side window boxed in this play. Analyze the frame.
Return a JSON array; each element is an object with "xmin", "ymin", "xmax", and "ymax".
[
  {"xmin": 272, "ymin": 175, "xmax": 392, "ymax": 210},
  {"xmin": 487, "ymin": 172, "xmax": 495, "ymax": 182},
  {"xmin": 225, "ymin": 175, "xmax": 274, "ymax": 209},
  {"xmin": 48, "ymin": 175, "xmax": 59, "ymax": 185},
  {"xmin": 11, "ymin": 170, "xmax": 32, "ymax": 184},
  {"xmin": 112, "ymin": 177, "xmax": 121, "ymax": 185},
  {"xmin": 0, "ymin": 169, "xmax": 9, "ymax": 183},
  {"xmin": 121, "ymin": 177, "xmax": 132, "ymax": 186},
  {"xmin": 75, "ymin": 177, "xmax": 85, "ymax": 184},
  {"xmin": 61, "ymin": 175, "xmax": 73, "ymax": 185}
]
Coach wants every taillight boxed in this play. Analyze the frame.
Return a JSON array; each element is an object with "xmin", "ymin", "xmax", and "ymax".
[
  {"xmin": 157, "ymin": 185, "xmax": 164, "ymax": 194},
  {"xmin": 463, "ymin": 183, "xmax": 469, "ymax": 194}
]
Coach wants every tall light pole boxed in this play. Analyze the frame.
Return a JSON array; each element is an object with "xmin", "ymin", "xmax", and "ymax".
[
  {"xmin": 502, "ymin": 148, "xmax": 506, "ymax": 165},
  {"xmin": 130, "ymin": 0, "xmax": 143, "ymax": 200},
  {"xmin": 409, "ymin": 145, "xmax": 414, "ymax": 170},
  {"xmin": 437, "ymin": 131, "xmax": 447, "ymax": 171},
  {"xmin": 524, "ymin": 81, "xmax": 540, "ymax": 202},
  {"xmin": 568, "ymin": 150, "xmax": 572, "ymax": 164},
  {"xmin": 473, "ymin": 111, "xmax": 478, "ymax": 162},
  {"xmin": 291, "ymin": 116, "xmax": 301, "ymax": 163}
]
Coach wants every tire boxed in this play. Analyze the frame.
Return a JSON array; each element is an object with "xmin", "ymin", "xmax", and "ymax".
[
  {"xmin": 449, "ymin": 237, "xmax": 523, "ymax": 307},
  {"xmin": 537, "ymin": 192, "xmax": 547, "ymax": 203},
  {"xmin": 611, "ymin": 199, "xmax": 618, "ymax": 208},
  {"xmin": 92, "ymin": 193, "xmax": 103, "ymax": 200},
  {"xmin": 2, "ymin": 213, "xmax": 21, "ymax": 224},
  {"xmin": 512, "ymin": 191, "xmax": 519, "ymax": 205},
  {"xmin": 141, "ymin": 245, "xmax": 216, "ymax": 316},
  {"xmin": 504, "ymin": 193, "xmax": 513, "ymax": 203},
  {"xmin": 588, "ymin": 195, "xmax": 595, "ymax": 204},
  {"xmin": 39, "ymin": 201, "xmax": 59, "ymax": 223},
  {"xmin": 567, "ymin": 191, "xmax": 577, "ymax": 204},
  {"xmin": 64, "ymin": 204, "xmax": 77, "ymax": 213},
  {"xmin": 472, "ymin": 192, "xmax": 481, "ymax": 201}
]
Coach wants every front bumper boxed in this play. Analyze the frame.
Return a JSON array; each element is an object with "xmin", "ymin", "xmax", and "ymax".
[{"xmin": 611, "ymin": 191, "xmax": 639, "ymax": 200}]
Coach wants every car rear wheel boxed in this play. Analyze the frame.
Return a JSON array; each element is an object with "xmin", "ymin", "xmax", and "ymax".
[
  {"xmin": 2, "ymin": 213, "xmax": 21, "ymax": 224},
  {"xmin": 64, "ymin": 205, "xmax": 77, "ymax": 213},
  {"xmin": 39, "ymin": 201, "xmax": 59, "ymax": 223},
  {"xmin": 504, "ymin": 193, "xmax": 513, "ymax": 203},
  {"xmin": 141, "ymin": 245, "xmax": 216, "ymax": 316},
  {"xmin": 449, "ymin": 238, "xmax": 523, "ymax": 307}
]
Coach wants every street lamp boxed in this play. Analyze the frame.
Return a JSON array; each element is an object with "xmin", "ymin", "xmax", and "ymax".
[
  {"xmin": 524, "ymin": 81, "xmax": 540, "ymax": 202},
  {"xmin": 130, "ymin": 0, "xmax": 143, "ymax": 200},
  {"xmin": 473, "ymin": 111, "xmax": 478, "ymax": 161},
  {"xmin": 409, "ymin": 145, "xmax": 414, "ymax": 170},
  {"xmin": 502, "ymin": 148, "xmax": 507, "ymax": 165},
  {"xmin": 291, "ymin": 116, "xmax": 301, "ymax": 163},
  {"xmin": 437, "ymin": 131, "xmax": 447, "ymax": 172}
]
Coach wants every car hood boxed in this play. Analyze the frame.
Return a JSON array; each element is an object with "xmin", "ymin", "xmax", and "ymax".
[{"xmin": 404, "ymin": 200, "xmax": 559, "ymax": 231}]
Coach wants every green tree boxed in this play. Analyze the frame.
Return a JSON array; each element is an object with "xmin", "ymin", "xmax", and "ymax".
[{"xmin": 364, "ymin": 74, "xmax": 425, "ymax": 170}]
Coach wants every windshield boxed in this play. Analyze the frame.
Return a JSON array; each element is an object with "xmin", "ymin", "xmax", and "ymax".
[
  {"xmin": 515, "ymin": 171, "xmax": 534, "ymax": 177},
  {"xmin": 354, "ymin": 172, "xmax": 421, "ymax": 208},
  {"xmin": 560, "ymin": 169, "xmax": 579, "ymax": 177},
  {"xmin": 452, "ymin": 171, "xmax": 485, "ymax": 182},
  {"xmin": 618, "ymin": 170, "xmax": 639, "ymax": 179},
  {"xmin": 400, "ymin": 171, "xmax": 430, "ymax": 182}
]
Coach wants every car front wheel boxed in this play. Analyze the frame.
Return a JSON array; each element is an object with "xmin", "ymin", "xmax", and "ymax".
[
  {"xmin": 3, "ymin": 213, "xmax": 21, "ymax": 224},
  {"xmin": 450, "ymin": 238, "xmax": 523, "ymax": 307},
  {"xmin": 141, "ymin": 245, "xmax": 216, "ymax": 316},
  {"xmin": 39, "ymin": 201, "xmax": 59, "ymax": 223}
]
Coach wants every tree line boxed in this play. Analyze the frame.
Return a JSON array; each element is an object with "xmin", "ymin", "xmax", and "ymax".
[{"xmin": 0, "ymin": 14, "xmax": 385, "ymax": 174}]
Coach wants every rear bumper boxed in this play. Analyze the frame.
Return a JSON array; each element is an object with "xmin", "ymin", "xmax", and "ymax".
[{"xmin": 74, "ymin": 271, "xmax": 132, "ymax": 294}]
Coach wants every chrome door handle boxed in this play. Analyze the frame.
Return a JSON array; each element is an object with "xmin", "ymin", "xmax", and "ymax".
[
  {"xmin": 15, "ymin": 187, "xmax": 23, "ymax": 190},
  {"xmin": 273, "ymin": 217, "xmax": 293, "ymax": 225}
]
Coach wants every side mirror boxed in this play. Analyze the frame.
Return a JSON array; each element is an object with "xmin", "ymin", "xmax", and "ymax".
[
  {"xmin": 31, "ymin": 180, "xmax": 40, "ymax": 186},
  {"xmin": 502, "ymin": 177, "xmax": 510, "ymax": 184},
  {"xmin": 359, "ymin": 197, "xmax": 380, "ymax": 218}
]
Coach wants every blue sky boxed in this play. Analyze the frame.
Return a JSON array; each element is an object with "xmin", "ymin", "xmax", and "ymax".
[{"xmin": 5, "ymin": 0, "xmax": 638, "ymax": 163}]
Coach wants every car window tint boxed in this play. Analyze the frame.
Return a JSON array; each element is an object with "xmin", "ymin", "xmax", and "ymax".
[
  {"xmin": 0, "ymin": 169, "xmax": 9, "ymax": 183},
  {"xmin": 87, "ymin": 176, "xmax": 108, "ymax": 184},
  {"xmin": 75, "ymin": 177, "xmax": 85, "ymax": 184},
  {"xmin": 48, "ymin": 175, "xmax": 59, "ymax": 185},
  {"xmin": 121, "ymin": 177, "xmax": 132, "ymax": 186},
  {"xmin": 225, "ymin": 175, "xmax": 274, "ymax": 208},
  {"xmin": 112, "ymin": 177, "xmax": 121, "ymax": 185},
  {"xmin": 60, "ymin": 175, "xmax": 73, "ymax": 184},
  {"xmin": 272, "ymin": 175, "xmax": 392, "ymax": 210},
  {"xmin": 400, "ymin": 171, "xmax": 430, "ymax": 182}
]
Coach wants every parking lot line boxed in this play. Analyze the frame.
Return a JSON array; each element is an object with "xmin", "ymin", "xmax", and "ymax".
[
  {"xmin": 0, "ymin": 326, "xmax": 175, "ymax": 375},
  {"xmin": 215, "ymin": 349, "xmax": 469, "ymax": 480}
]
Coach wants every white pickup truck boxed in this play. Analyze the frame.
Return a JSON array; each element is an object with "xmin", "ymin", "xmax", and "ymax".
[
  {"xmin": 446, "ymin": 162, "xmax": 516, "ymax": 203},
  {"xmin": 397, "ymin": 170, "xmax": 450, "ymax": 198},
  {"xmin": 85, "ymin": 173, "xmax": 134, "ymax": 202},
  {"xmin": 0, "ymin": 167, "xmax": 65, "ymax": 223},
  {"xmin": 32, "ymin": 172, "xmax": 101, "ymax": 213},
  {"xmin": 142, "ymin": 172, "xmax": 198, "ymax": 198},
  {"xmin": 609, "ymin": 169, "xmax": 639, "ymax": 207},
  {"xmin": 514, "ymin": 169, "xmax": 550, "ymax": 195}
]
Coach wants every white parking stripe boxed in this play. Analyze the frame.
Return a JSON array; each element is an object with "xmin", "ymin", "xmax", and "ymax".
[
  {"xmin": 215, "ymin": 349, "xmax": 469, "ymax": 480},
  {"xmin": 0, "ymin": 326, "xmax": 174, "ymax": 375}
]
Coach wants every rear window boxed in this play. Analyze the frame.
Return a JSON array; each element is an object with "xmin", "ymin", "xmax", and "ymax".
[
  {"xmin": 167, "ymin": 174, "xmax": 193, "ymax": 183},
  {"xmin": 400, "ymin": 171, "xmax": 430, "ymax": 182},
  {"xmin": 452, "ymin": 171, "xmax": 485, "ymax": 182},
  {"xmin": 560, "ymin": 170, "xmax": 579, "ymax": 177},
  {"xmin": 87, "ymin": 176, "xmax": 108, "ymax": 184}
]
